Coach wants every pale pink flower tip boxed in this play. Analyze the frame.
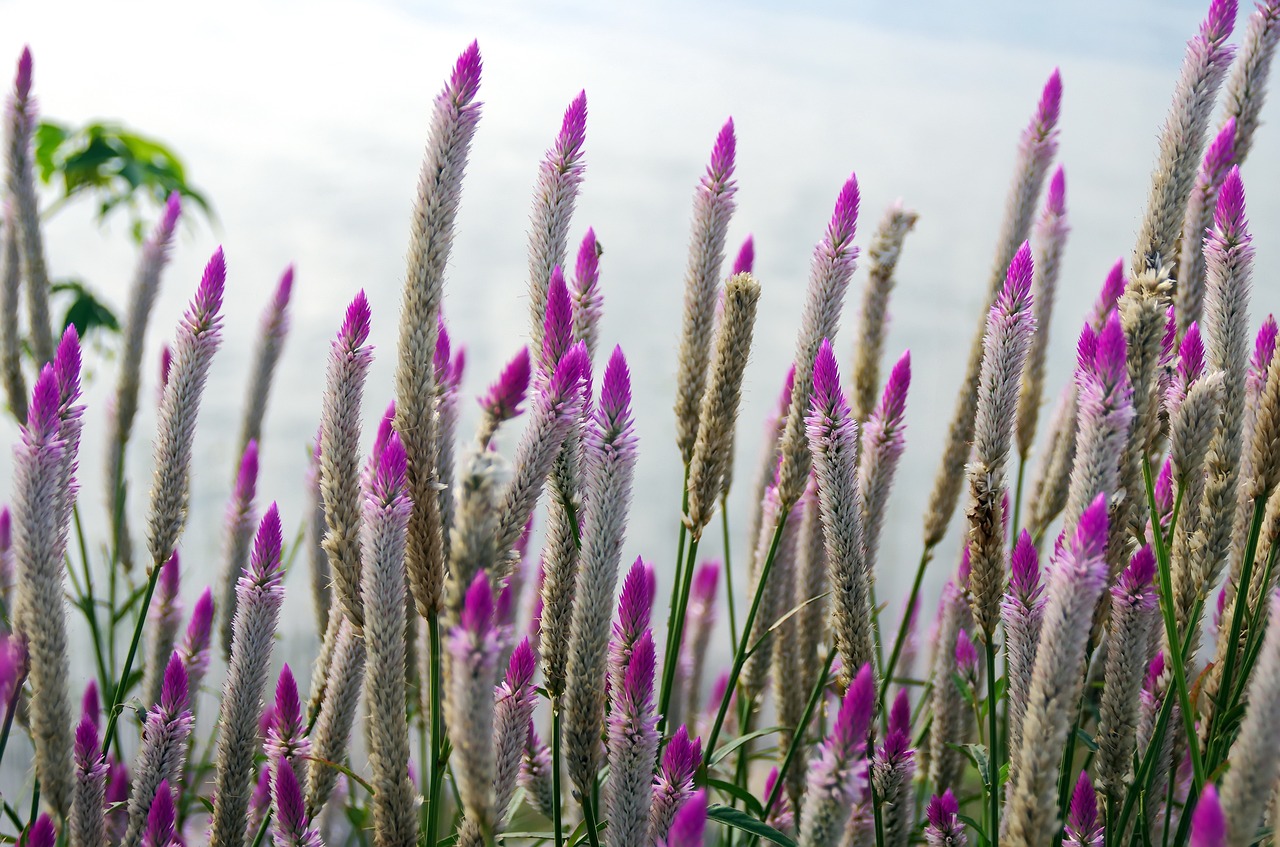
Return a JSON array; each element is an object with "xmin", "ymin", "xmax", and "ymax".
[
  {"xmin": 732, "ymin": 235, "xmax": 755, "ymax": 275},
  {"xmin": 143, "ymin": 781, "xmax": 176, "ymax": 847},
  {"xmin": 1036, "ymin": 68, "xmax": 1063, "ymax": 134},
  {"xmin": 160, "ymin": 652, "xmax": 188, "ymax": 713},
  {"xmin": 1203, "ymin": 0, "xmax": 1239, "ymax": 43},
  {"xmin": 480, "ymin": 347, "xmax": 532, "ymax": 421},
  {"xmin": 881, "ymin": 350, "xmax": 912, "ymax": 424},
  {"xmin": 26, "ymin": 813, "xmax": 55, "ymax": 847},
  {"xmin": 707, "ymin": 117, "xmax": 736, "ymax": 187},
  {"xmin": 558, "ymin": 91, "xmax": 588, "ymax": 161},
  {"xmin": 833, "ymin": 662, "xmax": 875, "ymax": 749},
  {"xmin": 665, "ymin": 788, "xmax": 708, "ymax": 847},
  {"xmin": 14, "ymin": 47, "xmax": 32, "ymax": 100},
  {"xmin": 196, "ymin": 247, "xmax": 228, "ymax": 317},
  {"xmin": 461, "ymin": 572, "xmax": 494, "ymax": 636},
  {"xmin": 1000, "ymin": 241, "xmax": 1035, "ymax": 311},
  {"xmin": 374, "ymin": 431, "xmax": 409, "ymax": 499},
  {"xmin": 275, "ymin": 265, "xmax": 295, "ymax": 307},
  {"xmin": 506, "ymin": 638, "xmax": 536, "ymax": 690},
  {"xmin": 1205, "ymin": 119, "xmax": 1238, "ymax": 180},
  {"xmin": 811, "ymin": 338, "xmax": 843, "ymax": 411},
  {"xmin": 161, "ymin": 191, "xmax": 182, "ymax": 233},
  {"xmin": 1189, "ymin": 784, "xmax": 1226, "ymax": 847},
  {"xmin": 1214, "ymin": 165, "xmax": 1248, "ymax": 240},
  {"xmin": 662, "ymin": 725, "xmax": 703, "ymax": 783},
  {"xmin": 1046, "ymin": 166, "xmax": 1067, "ymax": 215},
  {"xmin": 618, "ymin": 557, "xmax": 656, "ymax": 638},
  {"xmin": 1075, "ymin": 493, "xmax": 1110, "ymax": 561},
  {"xmin": 250, "ymin": 504, "xmax": 285, "ymax": 582},
  {"xmin": 829, "ymin": 174, "xmax": 861, "ymax": 249},
  {"xmin": 450, "ymin": 40, "xmax": 483, "ymax": 105},
  {"xmin": 341, "ymin": 290, "xmax": 372, "ymax": 348},
  {"xmin": 1066, "ymin": 771, "xmax": 1100, "ymax": 841},
  {"xmin": 691, "ymin": 561, "xmax": 719, "ymax": 605},
  {"xmin": 600, "ymin": 345, "xmax": 632, "ymax": 421},
  {"xmin": 543, "ymin": 266, "xmax": 574, "ymax": 366}
]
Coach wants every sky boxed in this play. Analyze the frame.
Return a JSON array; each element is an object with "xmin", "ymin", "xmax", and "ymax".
[{"xmin": 0, "ymin": 0, "xmax": 1277, "ymax": 748}]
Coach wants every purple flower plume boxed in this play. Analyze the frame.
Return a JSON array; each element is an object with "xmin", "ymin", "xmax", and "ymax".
[
  {"xmin": 798, "ymin": 663, "xmax": 873, "ymax": 847},
  {"xmin": 141, "ymin": 781, "xmax": 176, "ymax": 847},
  {"xmin": 179, "ymin": 587, "xmax": 214, "ymax": 693},
  {"xmin": 610, "ymin": 557, "xmax": 656, "ymax": 695},
  {"xmin": 606, "ymin": 627, "xmax": 659, "ymax": 847},
  {"xmin": 1190, "ymin": 784, "xmax": 1226, "ymax": 847},
  {"xmin": 123, "ymin": 654, "xmax": 192, "ymax": 847},
  {"xmin": 477, "ymin": 347, "xmax": 532, "ymax": 440},
  {"xmin": 1004, "ymin": 529, "xmax": 1045, "ymax": 768},
  {"xmin": 650, "ymin": 725, "xmax": 703, "ymax": 842},
  {"xmin": 493, "ymin": 638, "xmax": 539, "ymax": 828},
  {"xmin": 663, "ymin": 788, "xmax": 708, "ymax": 847},
  {"xmin": 26, "ymin": 814, "xmax": 56, "ymax": 847},
  {"xmin": 446, "ymin": 573, "xmax": 502, "ymax": 835},
  {"xmin": 733, "ymin": 235, "xmax": 755, "ymax": 275},
  {"xmin": 924, "ymin": 790, "xmax": 967, "ymax": 847},
  {"xmin": 72, "ymin": 714, "xmax": 108, "ymax": 847},
  {"xmin": 1064, "ymin": 772, "xmax": 1102, "ymax": 846},
  {"xmin": 274, "ymin": 759, "xmax": 322, "ymax": 847},
  {"xmin": 571, "ymin": 228, "xmax": 604, "ymax": 357}
]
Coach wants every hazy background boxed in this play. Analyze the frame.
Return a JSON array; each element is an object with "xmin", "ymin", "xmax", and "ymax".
[{"xmin": 1, "ymin": 0, "xmax": 1278, "ymax": 765}]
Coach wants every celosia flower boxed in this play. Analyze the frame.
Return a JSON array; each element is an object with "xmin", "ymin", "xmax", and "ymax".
[
  {"xmin": 851, "ymin": 201, "xmax": 919, "ymax": 422},
  {"xmin": 924, "ymin": 790, "xmax": 967, "ymax": 847},
  {"xmin": 605, "ymin": 628, "xmax": 659, "ymax": 847},
  {"xmin": 650, "ymin": 725, "xmax": 703, "ymax": 843},
  {"xmin": 72, "ymin": 716, "xmax": 108, "ymax": 847},
  {"xmin": 679, "ymin": 561, "xmax": 719, "ymax": 724},
  {"xmin": 873, "ymin": 688, "xmax": 917, "ymax": 847},
  {"xmin": 764, "ymin": 766, "xmax": 794, "ymax": 834},
  {"xmin": 446, "ymin": 573, "xmax": 502, "ymax": 837},
  {"xmin": 858, "ymin": 349, "xmax": 910, "ymax": 584},
  {"xmin": 141, "ymin": 781, "xmax": 176, "ymax": 847},
  {"xmin": 273, "ymin": 760, "xmax": 323, "ymax": 847},
  {"xmin": 927, "ymin": 567, "xmax": 973, "ymax": 792},
  {"xmin": 493, "ymin": 638, "xmax": 538, "ymax": 828},
  {"xmin": 266, "ymin": 665, "xmax": 310, "ymax": 819},
  {"xmin": 1178, "ymin": 116, "xmax": 1238, "ymax": 333},
  {"xmin": 664, "ymin": 788, "xmax": 708, "ymax": 847},
  {"xmin": 610, "ymin": 557, "xmax": 656, "ymax": 695},
  {"xmin": 24, "ymin": 814, "xmax": 56, "ymax": 847},
  {"xmin": 1063, "ymin": 772, "xmax": 1102, "ymax": 847},
  {"xmin": 520, "ymin": 720, "xmax": 555, "ymax": 821},
  {"xmin": 237, "ymin": 264, "xmax": 293, "ymax": 454},
  {"xmin": 124, "ymin": 654, "xmax": 192, "ymax": 847},
  {"xmin": 1190, "ymin": 784, "xmax": 1226, "ymax": 847},
  {"xmin": 571, "ymin": 228, "xmax": 604, "ymax": 358},
  {"xmin": 477, "ymin": 347, "xmax": 532, "ymax": 444},
  {"xmin": 178, "ymin": 586, "xmax": 214, "ymax": 695},
  {"xmin": 797, "ymin": 663, "xmax": 873, "ymax": 847},
  {"xmin": 1003, "ymin": 530, "xmax": 1044, "ymax": 776},
  {"xmin": 144, "ymin": 551, "xmax": 183, "ymax": 707},
  {"xmin": 732, "ymin": 234, "xmax": 754, "ymax": 275}
]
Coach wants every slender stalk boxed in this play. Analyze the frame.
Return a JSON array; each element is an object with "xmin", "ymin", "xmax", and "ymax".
[
  {"xmin": 426, "ymin": 613, "xmax": 445, "ymax": 847},
  {"xmin": 580, "ymin": 781, "xmax": 601, "ymax": 847},
  {"xmin": 1010, "ymin": 456, "xmax": 1028, "ymax": 544},
  {"xmin": 1141, "ymin": 457, "xmax": 1205, "ymax": 790},
  {"xmin": 704, "ymin": 514, "xmax": 789, "ymax": 765},
  {"xmin": 879, "ymin": 544, "xmax": 932, "ymax": 711},
  {"xmin": 0, "ymin": 666, "xmax": 24, "ymax": 771},
  {"xmin": 72, "ymin": 505, "xmax": 110, "ymax": 697},
  {"xmin": 659, "ymin": 534, "xmax": 701, "ymax": 736},
  {"xmin": 101, "ymin": 559, "xmax": 163, "ymax": 755},
  {"xmin": 720, "ymin": 496, "xmax": 739, "ymax": 647},
  {"xmin": 660, "ymin": 470, "xmax": 692, "ymax": 733},
  {"xmin": 552, "ymin": 702, "xmax": 564, "ymax": 847},
  {"xmin": 986, "ymin": 640, "xmax": 1000, "ymax": 847}
]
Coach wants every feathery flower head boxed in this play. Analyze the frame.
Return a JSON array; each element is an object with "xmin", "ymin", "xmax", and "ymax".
[
  {"xmin": 1154, "ymin": 457, "xmax": 1174, "ymax": 519},
  {"xmin": 691, "ymin": 561, "xmax": 719, "ymax": 607},
  {"xmin": 1190, "ymin": 784, "xmax": 1225, "ymax": 847},
  {"xmin": 955, "ymin": 629, "xmax": 980, "ymax": 681},
  {"xmin": 1203, "ymin": 117, "xmax": 1238, "ymax": 183},
  {"xmin": 461, "ymin": 571, "xmax": 495, "ymax": 637},
  {"xmin": 878, "ymin": 349, "xmax": 912, "ymax": 425},
  {"xmin": 506, "ymin": 637, "xmax": 536, "ymax": 690},
  {"xmin": 1000, "ymin": 241, "xmax": 1036, "ymax": 312},
  {"xmin": 74, "ymin": 715, "xmax": 104, "ymax": 772},
  {"xmin": 575, "ymin": 228, "xmax": 600, "ymax": 291},
  {"xmin": 664, "ymin": 788, "xmax": 708, "ymax": 847},
  {"xmin": 1254, "ymin": 315, "xmax": 1279, "ymax": 378},
  {"xmin": 159, "ymin": 550, "xmax": 180, "ymax": 604},
  {"xmin": 247, "ymin": 503, "xmax": 284, "ymax": 586},
  {"xmin": 181, "ymin": 587, "xmax": 214, "ymax": 676},
  {"xmin": 555, "ymin": 91, "xmax": 588, "ymax": 166},
  {"xmin": 1064, "ymin": 771, "xmax": 1102, "ymax": 847},
  {"xmin": 832, "ymin": 662, "xmax": 875, "ymax": 754},
  {"xmin": 925, "ymin": 790, "xmax": 966, "ymax": 847},
  {"xmin": 160, "ymin": 652, "xmax": 188, "ymax": 714},
  {"xmin": 827, "ymin": 174, "xmax": 861, "ymax": 252},
  {"xmin": 661, "ymin": 725, "xmax": 703, "ymax": 786},
  {"xmin": 14, "ymin": 46, "xmax": 32, "ymax": 100},
  {"xmin": 81, "ymin": 679, "xmax": 99, "ymax": 727},
  {"xmin": 371, "ymin": 401, "xmax": 396, "ymax": 461},
  {"xmin": 1046, "ymin": 165, "xmax": 1067, "ymax": 215},
  {"xmin": 142, "ymin": 781, "xmax": 176, "ymax": 847},
  {"xmin": 339, "ymin": 290, "xmax": 372, "ymax": 351},
  {"xmin": 1093, "ymin": 261, "xmax": 1126, "ymax": 325},
  {"xmin": 1178, "ymin": 322, "xmax": 1207, "ymax": 389},
  {"xmin": 702, "ymin": 117, "xmax": 736, "ymax": 193},
  {"xmin": 1114, "ymin": 545, "xmax": 1157, "ymax": 611},
  {"xmin": 158, "ymin": 344, "xmax": 172, "ymax": 393},
  {"xmin": 26, "ymin": 814, "xmax": 54, "ymax": 847},
  {"xmin": 372, "ymin": 430, "xmax": 409, "ymax": 502},
  {"xmin": 889, "ymin": 687, "xmax": 912, "ymax": 738},
  {"xmin": 271, "ymin": 664, "xmax": 304, "ymax": 744},
  {"xmin": 1093, "ymin": 310, "xmax": 1128, "ymax": 386},
  {"xmin": 1075, "ymin": 494, "xmax": 1110, "ymax": 562},
  {"xmin": 25, "ymin": 364, "xmax": 59, "ymax": 440},
  {"xmin": 54, "ymin": 325, "xmax": 81, "ymax": 404},
  {"xmin": 1214, "ymin": 166, "xmax": 1249, "ymax": 242},
  {"xmin": 1010, "ymin": 529, "xmax": 1043, "ymax": 603},
  {"xmin": 187, "ymin": 247, "xmax": 227, "ymax": 329},
  {"xmin": 617, "ymin": 557, "xmax": 656, "ymax": 643},
  {"xmin": 274, "ymin": 758, "xmax": 321, "ymax": 847},
  {"xmin": 621, "ymin": 628, "xmax": 657, "ymax": 706},
  {"xmin": 479, "ymin": 347, "xmax": 532, "ymax": 422},
  {"xmin": 811, "ymin": 338, "xmax": 851, "ymax": 420},
  {"xmin": 594, "ymin": 345, "xmax": 634, "ymax": 438},
  {"xmin": 447, "ymin": 40, "xmax": 482, "ymax": 105},
  {"xmin": 732, "ymin": 235, "xmax": 754, "ymax": 275},
  {"xmin": 1032, "ymin": 68, "xmax": 1063, "ymax": 139},
  {"xmin": 541, "ymin": 266, "xmax": 574, "ymax": 370},
  {"xmin": 1203, "ymin": 0, "xmax": 1239, "ymax": 43},
  {"xmin": 434, "ymin": 317, "xmax": 452, "ymax": 383}
]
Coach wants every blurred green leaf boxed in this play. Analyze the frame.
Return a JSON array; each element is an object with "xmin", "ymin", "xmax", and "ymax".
[{"xmin": 51, "ymin": 278, "xmax": 119, "ymax": 342}]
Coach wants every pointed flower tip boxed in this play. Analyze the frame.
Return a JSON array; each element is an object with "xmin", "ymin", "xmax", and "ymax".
[
  {"xmin": 191, "ymin": 587, "xmax": 214, "ymax": 638},
  {"xmin": 812, "ymin": 338, "xmax": 843, "ymax": 410},
  {"xmin": 600, "ymin": 345, "xmax": 632, "ymax": 420},
  {"xmin": 27, "ymin": 814, "xmax": 55, "ymax": 847},
  {"xmin": 161, "ymin": 191, "xmax": 182, "ymax": 232},
  {"xmin": 574, "ymin": 227, "xmax": 600, "ymax": 289},
  {"xmin": 955, "ymin": 629, "xmax": 979, "ymax": 675},
  {"xmin": 663, "ymin": 725, "xmax": 703, "ymax": 781},
  {"xmin": 1214, "ymin": 166, "xmax": 1247, "ymax": 235},
  {"xmin": 236, "ymin": 439, "xmax": 260, "ymax": 501},
  {"xmin": 624, "ymin": 629, "xmax": 657, "ymax": 700},
  {"xmin": 159, "ymin": 551, "xmax": 180, "ymax": 598},
  {"xmin": 829, "ymin": 173, "xmax": 861, "ymax": 247},
  {"xmin": 1204, "ymin": 118, "xmax": 1237, "ymax": 179},
  {"xmin": 1010, "ymin": 530, "xmax": 1040, "ymax": 594},
  {"xmin": 1203, "ymin": 0, "xmax": 1238, "ymax": 43},
  {"xmin": 708, "ymin": 117, "xmax": 737, "ymax": 183},
  {"xmin": 161, "ymin": 652, "xmax": 188, "ymax": 712},
  {"xmin": 1255, "ymin": 315, "xmax": 1279, "ymax": 375},
  {"xmin": 54, "ymin": 324, "xmax": 82, "ymax": 401},
  {"xmin": 450, "ymin": 40, "xmax": 483, "ymax": 104},
  {"xmin": 1147, "ymin": 651, "xmax": 1166, "ymax": 689},
  {"xmin": 197, "ymin": 247, "xmax": 227, "ymax": 314},
  {"xmin": 14, "ymin": 47, "xmax": 32, "ymax": 100},
  {"xmin": 1179, "ymin": 322, "xmax": 1207, "ymax": 387},
  {"xmin": 732, "ymin": 235, "xmax": 755, "ymax": 275},
  {"xmin": 275, "ymin": 758, "xmax": 308, "ymax": 832},
  {"xmin": 374, "ymin": 430, "xmax": 409, "ymax": 498},
  {"xmin": 434, "ymin": 317, "xmax": 452, "ymax": 379},
  {"xmin": 26, "ymin": 365, "xmax": 60, "ymax": 439},
  {"xmin": 1190, "ymin": 784, "xmax": 1225, "ymax": 847},
  {"xmin": 692, "ymin": 561, "xmax": 719, "ymax": 603},
  {"xmin": 250, "ymin": 503, "xmax": 285, "ymax": 580},
  {"xmin": 461, "ymin": 572, "xmax": 494, "ymax": 635},
  {"xmin": 1116, "ymin": 546, "xmax": 1157, "ymax": 609},
  {"xmin": 80, "ymin": 679, "xmax": 99, "ymax": 726},
  {"xmin": 1094, "ymin": 310, "xmax": 1128, "ymax": 382},
  {"xmin": 275, "ymin": 663, "xmax": 301, "ymax": 725},
  {"xmin": 75, "ymin": 715, "xmax": 100, "ymax": 762},
  {"xmin": 619, "ymin": 557, "xmax": 657, "ymax": 634},
  {"xmin": 667, "ymin": 788, "xmax": 709, "ymax": 847},
  {"xmin": 834, "ymin": 663, "xmax": 875, "ymax": 747},
  {"xmin": 542, "ymin": 266, "xmax": 574, "ymax": 364},
  {"xmin": 558, "ymin": 90, "xmax": 588, "ymax": 158},
  {"xmin": 1101, "ymin": 260, "xmax": 1126, "ymax": 311},
  {"xmin": 1038, "ymin": 68, "xmax": 1063, "ymax": 131},
  {"xmin": 481, "ymin": 346, "xmax": 532, "ymax": 420},
  {"xmin": 144, "ymin": 782, "xmax": 176, "ymax": 847},
  {"xmin": 927, "ymin": 789, "xmax": 961, "ymax": 826},
  {"xmin": 889, "ymin": 688, "xmax": 912, "ymax": 736},
  {"xmin": 1075, "ymin": 494, "xmax": 1109, "ymax": 559},
  {"xmin": 507, "ymin": 638, "xmax": 536, "ymax": 689},
  {"xmin": 1002, "ymin": 241, "xmax": 1035, "ymax": 309},
  {"xmin": 881, "ymin": 349, "xmax": 912, "ymax": 423},
  {"xmin": 342, "ymin": 290, "xmax": 372, "ymax": 348},
  {"xmin": 1068, "ymin": 771, "xmax": 1099, "ymax": 836},
  {"xmin": 1047, "ymin": 165, "xmax": 1067, "ymax": 214}
]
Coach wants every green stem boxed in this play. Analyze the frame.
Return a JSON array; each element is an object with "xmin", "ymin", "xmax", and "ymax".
[
  {"xmin": 761, "ymin": 647, "xmax": 837, "ymax": 817},
  {"xmin": 985, "ymin": 638, "xmax": 1000, "ymax": 847},
  {"xmin": 704, "ymin": 513, "xmax": 790, "ymax": 767},
  {"xmin": 0, "ymin": 671, "xmax": 24, "ymax": 772},
  {"xmin": 552, "ymin": 701, "xmax": 564, "ymax": 847},
  {"xmin": 580, "ymin": 783, "xmax": 602, "ymax": 847},
  {"xmin": 72, "ymin": 505, "xmax": 111, "ymax": 701},
  {"xmin": 878, "ymin": 544, "xmax": 933, "ymax": 715},
  {"xmin": 1141, "ymin": 458, "xmax": 1205, "ymax": 791},
  {"xmin": 1010, "ymin": 456, "xmax": 1027, "ymax": 544},
  {"xmin": 426, "ymin": 613, "xmax": 445, "ymax": 847},
  {"xmin": 100, "ymin": 555, "xmax": 164, "ymax": 756},
  {"xmin": 658, "ymin": 534, "xmax": 701, "ymax": 737},
  {"xmin": 720, "ymin": 495, "xmax": 739, "ymax": 649}
]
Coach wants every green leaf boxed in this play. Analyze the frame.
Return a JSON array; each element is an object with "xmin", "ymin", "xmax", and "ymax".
[
  {"xmin": 52, "ymin": 279, "xmax": 120, "ymax": 341},
  {"xmin": 706, "ymin": 805, "xmax": 797, "ymax": 847},
  {"xmin": 957, "ymin": 813, "xmax": 987, "ymax": 842},
  {"xmin": 959, "ymin": 743, "xmax": 991, "ymax": 788},
  {"xmin": 710, "ymin": 726, "xmax": 785, "ymax": 766},
  {"xmin": 1074, "ymin": 727, "xmax": 1099, "ymax": 753},
  {"xmin": 304, "ymin": 754, "xmax": 375, "ymax": 796},
  {"xmin": 704, "ymin": 778, "xmax": 764, "ymax": 817}
]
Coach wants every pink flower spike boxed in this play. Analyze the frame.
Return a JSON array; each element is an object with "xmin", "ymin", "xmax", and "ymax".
[
  {"xmin": 665, "ymin": 788, "xmax": 708, "ymax": 847},
  {"xmin": 925, "ymin": 789, "xmax": 965, "ymax": 846},
  {"xmin": 1202, "ymin": 0, "xmax": 1238, "ymax": 44},
  {"xmin": 1095, "ymin": 260, "xmax": 1126, "ymax": 323},
  {"xmin": 1010, "ymin": 529, "xmax": 1042, "ymax": 603},
  {"xmin": 479, "ymin": 347, "xmax": 532, "ymax": 422},
  {"xmin": 158, "ymin": 344, "xmax": 172, "ymax": 394},
  {"xmin": 371, "ymin": 401, "xmax": 397, "ymax": 462},
  {"xmin": 161, "ymin": 191, "xmax": 182, "ymax": 234},
  {"xmin": 14, "ymin": 47, "xmax": 32, "ymax": 100},
  {"xmin": 1075, "ymin": 493, "xmax": 1110, "ymax": 561},
  {"xmin": 142, "ymin": 781, "xmax": 176, "ymax": 847},
  {"xmin": 25, "ymin": 814, "xmax": 55, "ymax": 847},
  {"xmin": 82, "ymin": 679, "xmax": 100, "ymax": 727},
  {"xmin": 273, "ymin": 664, "xmax": 303, "ymax": 739},
  {"xmin": 160, "ymin": 652, "xmax": 188, "ymax": 713},
  {"xmin": 54, "ymin": 325, "xmax": 82, "ymax": 404},
  {"xmin": 506, "ymin": 637, "xmax": 536, "ymax": 690},
  {"xmin": 1204, "ymin": 118, "xmax": 1238, "ymax": 183},
  {"xmin": 1115, "ymin": 546, "xmax": 1157, "ymax": 611},
  {"xmin": 1034, "ymin": 68, "xmax": 1063, "ymax": 137},
  {"xmin": 434, "ymin": 317, "xmax": 452, "ymax": 383},
  {"xmin": 599, "ymin": 345, "xmax": 632, "ymax": 425},
  {"xmin": 461, "ymin": 572, "xmax": 494, "ymax": 636},
  {"xmin": 1046, "ymin": 166, "xmax": 1067, "ymax": 215},
  {"xmin": 181, "ymin": 587, "xmax": 214, "ymax": 680},
  {"xmin": 1253, "ymin": 315, "xmax": 1278, "ymax": 378},
  {"xmin": 340, "ymin": 290, "xmax": 372, "ymax": 350},
  {"xmin": 954, "ymin": 629, "xmax": 980, "ymax": 679},
  {"xmin": 1001, "ymin": 241, "xmax": 1036, "ymax": 311},
  {"xmin": 542, "ymin": 266, "xmax": 574, "ymax": 369},
  {"xmin": 1180, "ymin": 323, "xmax": 1207, "ymax": 386},
  {"xmin": 828, "ymin": 174, "xmax": 861, "ymax": 250},
  {"xmin": 373, "ymin": 431, "xmax": 409, "ymax": 501},
  {"xmin": 1189, "ymin": 784, "xmax": 1225, "ymax": 847},
  {"xmin": 449, "ymin": 41, "xmax": 482, "ymax": 105},
  {"xmin": 732, "ymin": 235, "xmax": 754, "ymax": 275},
  {"xmin": 195, "ymin": 247, "xmax": 227, "ymax": 323},
  {"xmin": 811, "ymin": 338, "xmax": 844, "ymax": 413},
  {"xmin": 557, "ymin": 91, "xmax": 588, "ymax": 164},
  {"xmin": 1076, "ymin": 323, "xmax": 1099, "ymax": 376},
  {"xmin": 159, "ymin": 550, "xmax": 180, "ymax": 603},
  {"xmin": 888, "ymin": 688, "xmax": 911, "ymax": 738},
  {"xmin": 618, "ymin": 557, "xmax": 657, "ymax": 641},
  {"xmin": 661, "ymin": 725, "xmax": 703, "ymax": 785},
  {"xmin": 1214, "ymin": 166, "xmax": 1248, "ymax": 238},
  {"xmin": 250, "ymin": 503, "xmax": 285, "ymax": 583},
  {"xmin": 691, "ymin": 561, "xmax": 719, "ymax": 606},
  {"xmin": 1065, "ymin": 771, "xmax": 1101, "ymax": 845},
  {"xmin": 1093, "ymin": 311, "xmax": 1129, "ymax": 386},
  {"xmin": 832, "ymin": 662, "xmax": 875, "ymax": 752},
  {"xmin": 880, "ymin": 349, "xmax": 911, "ymax": 425},
  {"xmin": 704, "ymin": 117, "xmax": 736, "ymax": 191}
]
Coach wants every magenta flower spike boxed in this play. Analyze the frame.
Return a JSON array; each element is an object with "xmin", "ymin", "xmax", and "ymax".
[
  {"xmin": 650, "ymin": 725, "xmax": 703, "ymax": 842},
  {"xmin": 798, "ymin": 663, "xmax": 873, "ymax": 847},
  {"xmin": 1169, "ymin": 322, "xmax": 1207, "ymax": 415},
  {"xmin": 1004, "ymin": 528, "xmax": 1045, "ymax": 770},
  {"xmin": 859, "ymin": 348, "xmax": 910, "ymax": 582},
  {"xmin": 1063, "ymin": 772, "xmax": 1102, "ymax": 846},
  {"xmin": 492, "ymin": 638, "xmax": 538, "ymax": 830},
  {"xmin": 1254, "ymin": 315, "xmax": 1279, "ymax": 382},
  {"xmin": 571, "ymin": 227, "xmax": 605, "ymax": 357},
  {"xmin": 610, "ymin": 556, "xmax": 656, "ymax": 694},
  {"xmin": 1178, "ymin": 116, "xmax": 1239, "ymax": 331},
  {"xmin": 540, "ymin": 265, "xmax": 574, "ymax": 374},
  {"xmin": 81, "ymin": 678, "xmax": 100, "ymax": 727},
  {"xmin": 605, "ymin": 627, "xmax": 660, "ymax": 847},
  {"xmin": 178, "ymin": 586, "xmax": 214, "ymax": 693},
  {"xmin": 157, "ymin": 344, "xmax": 172, "ymax": 398},
  {"xmin": 1190, "ymin": 784, "xmax": 1226, "ymax": 847},
  {"xmin": 266, "ymin": 664, "xmax": 309, "ymax": 784},
  {"xmin": 26, "ymin": 813, "xmax": 56, "ymax": 847},
  {"xmin": 478, "ymin": 346, "xmax": 532, "ymax": 432},
  {"xmin": 71, "ymin": 714, "xmax": 108, "ymax": 847},
  {"xmin": 1089, "ymin": 261, "xmax": 1126, "ymax": 329},
  {"xmin": 954, "ymin": 628, "xmax": 980, "ymax": 685},
  {"xmin": 732, "ymin": 235, "xmax": 755, "ymax": 275},
  {"xmin": 122, "ymin": 653, "xmax": 192, "ymax": 847},
  {"xmin": 664, "ymin": 788, "xmax": 709, "ymax": 847},
  {"xmin": 924, "ymin": 790, "xmax": 967, "ymax": 847},
  {"xmin": 141, "ymin": 781, "xmax": 176, "ymax": 847},
  {"xmin": 14, "ymin": 46, "xmax": 32, "ymax": 101},
  {"xmin": 273, "ymin": 759, "xmax": 322, "ymax": 847}
]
